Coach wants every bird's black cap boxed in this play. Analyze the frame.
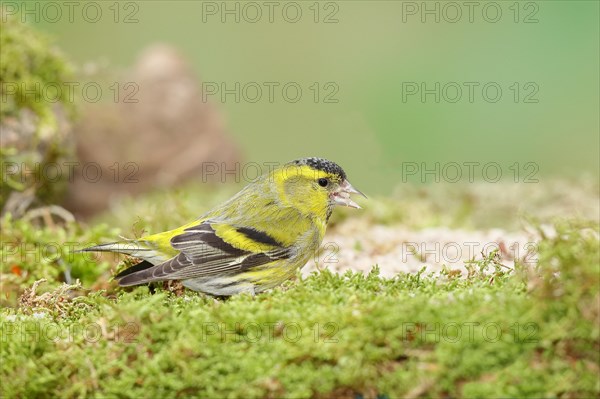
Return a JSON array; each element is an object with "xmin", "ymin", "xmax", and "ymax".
[{"xmin": 289, "ymin": 157, "xmax": 347, "ymax": 180}]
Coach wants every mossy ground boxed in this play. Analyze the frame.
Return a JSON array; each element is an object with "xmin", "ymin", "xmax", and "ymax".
[{"xmin": 1, "ymin": 182, "xmax": 599, "ymax": 398}]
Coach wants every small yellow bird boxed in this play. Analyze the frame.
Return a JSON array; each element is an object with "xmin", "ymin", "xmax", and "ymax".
[{"xmin": 81, "ymin": 158, "xmax": 365, "ymax": 296}]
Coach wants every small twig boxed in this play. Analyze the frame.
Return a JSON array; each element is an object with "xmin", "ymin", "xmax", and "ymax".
[{"xmin": 23, "ymin": 205, "xmax": 75, "ymax": 226}]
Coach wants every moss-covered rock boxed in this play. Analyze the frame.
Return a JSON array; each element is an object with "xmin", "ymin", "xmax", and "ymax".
[{"xmin": 0, "ymin": 12, "xmax": 76, "ymax": 215}]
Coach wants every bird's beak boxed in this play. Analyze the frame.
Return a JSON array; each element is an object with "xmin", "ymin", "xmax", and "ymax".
[{"xmin": 331, "ymin": 180, "xmax": 367, "ymax": 209}]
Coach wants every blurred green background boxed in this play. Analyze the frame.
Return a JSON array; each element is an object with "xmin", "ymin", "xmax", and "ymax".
[{"xmin": 21, "ymin": 0, "xmax": 600, "ymax": 194}]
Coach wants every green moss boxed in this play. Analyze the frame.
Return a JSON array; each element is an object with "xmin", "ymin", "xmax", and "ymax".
[
  {"xmin": 0, "ymin": 213, "xmax": 119, "ymax": 307},
  {"xmin": 0, "ymin": 13, "xmax": 75, "ymax": 124},
  {"xmin": 1, "ymin": 220, "xmax": 598, "ymax": 398}
]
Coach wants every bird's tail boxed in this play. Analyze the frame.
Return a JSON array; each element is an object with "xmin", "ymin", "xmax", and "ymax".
[
  {"xmin": 77, "ymin": 241, "xmax": 174, "ymax": 287},
  {"xmin": 78, "ymin": 241, "xmax": 144, "ymax": 255},
  {"xmin": 76, "ymin": 241, "xmax": 167, "ymax": 265}
]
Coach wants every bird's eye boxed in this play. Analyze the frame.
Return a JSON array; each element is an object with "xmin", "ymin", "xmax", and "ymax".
[{"xmin": 318, "ymin": 178, "xmax": 329, "ymax": 187}]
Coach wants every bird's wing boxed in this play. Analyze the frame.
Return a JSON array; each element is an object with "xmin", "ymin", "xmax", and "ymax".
[{"xmin": 115, "ymin": 221, "xmax": 291, "ymax": 286}]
